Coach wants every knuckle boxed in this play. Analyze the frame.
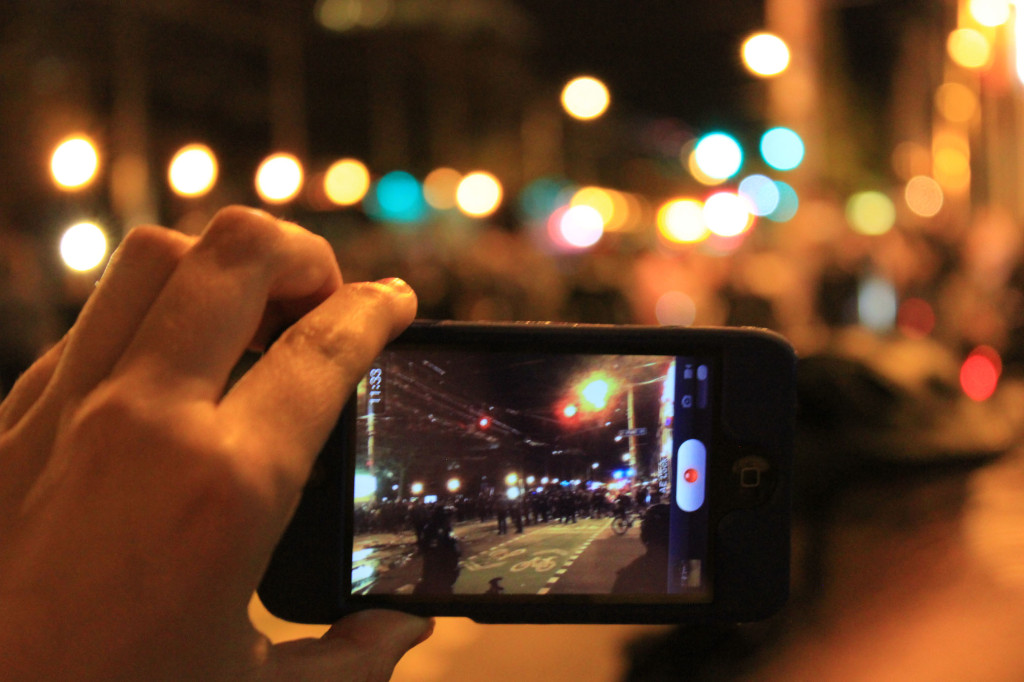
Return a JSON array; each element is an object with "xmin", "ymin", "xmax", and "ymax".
[
  {"xmin": 112, "ymin": 225, "xmax": 192, "ymax": 270},
  {"xmin": 198, "ymin": 206, "xmax": 284, "ymax": 264}
]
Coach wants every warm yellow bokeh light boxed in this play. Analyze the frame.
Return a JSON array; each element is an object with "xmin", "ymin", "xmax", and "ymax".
[
  {"xmin": 423, "ymin": 167, "xmax": 462, "ymax": 210},
  {"xmin": 561, "ymin": 76, "xmax": 611, "ymax": 121},
  {"xmin": 168, "ymin": 144, "xmax": 218, "ymax": 198},
  {"xmin": 51, "ymin": 136, "xmax": 99, "ymax": 190},
  {"xmin": 969, "ymin": 0, "xmax": 1011, "ymax": 27},
  {"xmin": 846, "ymin": 191, "xmax": 896, "ymax": 236},
  {"xmin": 933, "ymin": 147, "xmax": 971, "ymax": 192},
  {"xmin": 947, "ymin": 28, "xmax": 992, "ymax": 69},
  {"xmin": 904, "ymin": 176, "xmax": 944, "ymax": 218},
  {"xmin": 935, "ymin": 82, "xmax": 978, "ymax": 123},
  {"xmin": 932, "ymin": 130, "xmax": 971, "ymax": 192},
  {"xmin": 324, "ymin": 158, "xmax": 370, "ymax": 206},
  {"xmin": 256, "ymin": 153, "xmax": 304, "ymax": 204},
  {"xmin": 741, "ymin": 33, "xmax": 791, "ymax": 77},
  {"xmin": 657, "ymin": 198, "xmax": 709, "ymax": 244},
  {"xmin": 455, "ymin": 171, "xmax": 503, "ymax": 217},
  {"xmin": 571, "ymin": 186, "xmax": 632, "ymax": 232},
  {"xmin": 60, "ymin": 221, "xmax": 108, "ymax": 271},
  {"xmin": 686, "ymin": 150, "xmax": 727, "ymax": 187}
]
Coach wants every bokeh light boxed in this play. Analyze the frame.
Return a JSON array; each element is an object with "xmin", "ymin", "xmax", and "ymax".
[
  {"xmin": 960, "ymin": 346, "xmax": 1001, "ymax": 401},
  {"xmin": 571, "ymin": 186, "xmax": 630, "ymax": 232},
  {"xmin": 657, "ymin": 198, "xmax": 709, "ymax": 244},
  {"xmin": 423, "ymin": 167, "xmax": 462, "ymax": 210},
  {"xmin": 904, "ymin": 175, "xmax": 944, "ymax": 218},
  {"xmin": 897, "ymin": 297, "xmax": 936, "ymax": 338},
  {"xmin": 324, "ymin": 158, "xmax": 371, "ymax": 206},
  {"xmin": 367, "ymin": 170, "xmax": 427, "ymax": 224},
  {"xmin": 933, "ymin": 132, "xmax": 971, "ymax": 193},
  {"xmin": 760, "ymin": 127, "xmax": 804, "ymax": 171},
  {"xmin": 766, "ymin": 180, "xmax": 799, "ymax": 222},
  {"xmin": 703, "ymin": 191, "xmax": 753, "ymax": 237},
  {"xmin": 969, "ymin": 0, "xmax": 1011, "ymax": 27},
  {"xmin": 741, "ymin": 33, "xmax": 791, "ymax": 77},
  {"xmin": 51, "ymin": 136, "xmax": 99, "ymax": 189},
  {"xmin": 60, "ymin": 221, "xmax": 108, "ymax": 271},
  {"xmin": 846, "ymin": 191, "xmax": 896, "ymax": 235},
  {"xmin": 554, "ymin": 204, "xmax": 604, "ymax": 248},
  {"xmin": 738, "ymin": 174, "xmax": 781, "ymax": 216},
  {"xmin": 947, "ymin": 28, "xmax": 992, "ymax": 69},
  {"xmin": 935, "ymin": 82, "xmax": 978, "ymax": 123},
  {"xmin": 655, "ymin": 291, "xmax": 697, "ymax": 326},
  {"xmin": 561, "ymin": 76, "xmax": 610, "ymax": 120},
  {"xmin": 693, "ymin": 133, "xmax": 743, "ymax": 181},
  {"xmin": 857, "ymin": 274, "xmax": 898, "ymax": 331},
  {"xmin": 255, "ymin": 153, "xmax": 304, "ymax": 203},
  {"xmin": 520, "ymin": 177, "xmax": 571, "ymax": 221},
  {"xmin": 168, "ymin": 143, "xmax": 218, "ymax": 198},
  {"xmin": 456, "ymin": 171, "xmax": 503, "ymax": 217},
  {"xmin": 315, "ymin": 0, "xmax": 393, "ymax": 32}
]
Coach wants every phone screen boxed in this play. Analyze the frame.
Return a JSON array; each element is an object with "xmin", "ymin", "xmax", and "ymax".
[{"xmin": 347, "ymin": 348, "xmax": 714, "ymax": 602}]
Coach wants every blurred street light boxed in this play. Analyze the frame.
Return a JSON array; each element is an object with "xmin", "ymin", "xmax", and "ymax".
[
  {"xmin": 947, "ymin": 28, "xmax": 991, "ymax": 69},
  {"xmin": 168, "ymin": 144, "xmax": 218, "ymax": 198},
  {"xmin": 51, "ymin": 136, "xmax": 99, "ymax": 190},
  {"xmin": 741, "ymin": 32, "xmax": 790, "ymax": 77},
  {"xmin": 657, "ymin": 198, "xmax": 709, "ymax": 244},
  {"xmin": 256, "ymin": 152, "xmax": 304, "ymax": 203},
  {"xmin": 561, "ymin": 76, "xmax": 610, "ymax": 120},
  {"xmin": 456, "ymin": 171, "xmax": 503, "ymax": 217},
  {"xmin": 969, "ymin": 0, "xmax": 1011, "ymax": 26},
  {"xmin": 692, "ymin": 133, "xmax": 743, "ymax": 181},
  {"xmin": 324, "ymin": 158, "xmax": 370, "ymax": 206},
  {"xmin": 60, "ymin": 221, "xmax": 108, "ymax": 271}
]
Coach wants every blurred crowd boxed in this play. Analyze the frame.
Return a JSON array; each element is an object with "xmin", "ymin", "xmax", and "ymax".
[{"xmin": 3, "ymin": 198, "xmax": 1024, "ymax": 396}]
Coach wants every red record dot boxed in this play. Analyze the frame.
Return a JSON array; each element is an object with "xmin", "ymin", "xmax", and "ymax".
[{"xmin": 683, "ymin": 468, "xmax": 699, "ymax": 483}]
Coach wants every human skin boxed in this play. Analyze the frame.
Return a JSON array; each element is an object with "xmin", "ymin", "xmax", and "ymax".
[{"xmin": 0, "ymin": 207, "xmax": 430, "ymax": 681}]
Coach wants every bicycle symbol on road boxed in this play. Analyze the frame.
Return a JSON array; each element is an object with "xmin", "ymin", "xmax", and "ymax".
[
  {"xmin": 464, "ymin": 547, "xmax": 526, "ymax": 572},
  {"xmin": 510, "ymin": 549, "xmax": 568, "ymax": 573}
]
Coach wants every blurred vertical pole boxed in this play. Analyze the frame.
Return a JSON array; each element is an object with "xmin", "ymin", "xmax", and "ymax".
[
  {"xmin": 765, "ymin": 0, "xmax": 823, "ymax": 183},
  {"xmin": 265, "ymin": 0, "xmax": 308, "ymax": 159},
  {"xmin": 110, "ymin": 8, "xmax": 157, "ymax": 235},
  {"xmin": 368, "ymin": 35, "xmax": 410, "ymax": 171},
  {"xmin": 521, "ymin": 98, "xmax": 565, "ymax": 180}
]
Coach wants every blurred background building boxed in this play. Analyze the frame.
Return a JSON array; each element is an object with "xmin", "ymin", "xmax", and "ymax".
[{"xmin": 4, "ymin": 0, "xmax": 1024, "ymax": 679}]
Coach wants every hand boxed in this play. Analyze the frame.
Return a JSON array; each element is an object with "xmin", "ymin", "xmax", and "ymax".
[{"xmin": 0, "ymin": 207, "xmax": 428, "ymax": 681}]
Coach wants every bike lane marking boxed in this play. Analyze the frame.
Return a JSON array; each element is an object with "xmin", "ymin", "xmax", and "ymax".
[{"xmin": 537, "ymin": 519, "xmax": 612, "ymax": 594}]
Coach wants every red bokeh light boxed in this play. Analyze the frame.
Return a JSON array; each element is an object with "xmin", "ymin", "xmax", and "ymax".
[
  {"xmin": 897, "ymin": 297, "xmax": 936, "ymax": 338},
  {"xmin": 960, "ymin": 347, "xmax": 1001, "ymax": 401}
]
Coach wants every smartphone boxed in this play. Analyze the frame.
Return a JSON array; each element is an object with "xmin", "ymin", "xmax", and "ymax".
[{"xmin": 258, "ymin": 321, "xmax": 795, "ymax": 624}]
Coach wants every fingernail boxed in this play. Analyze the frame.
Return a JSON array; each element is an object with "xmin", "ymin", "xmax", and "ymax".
[{"xmin": 377, "ymin": 277, "xmax": 413, "ymax": 294}]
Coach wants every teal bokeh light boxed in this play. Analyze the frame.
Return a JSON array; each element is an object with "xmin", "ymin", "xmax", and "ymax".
[
  {"xmin": 760, "ymin": 127, "xmax": 805, "ymax": 171},
  {"xmin": 765, "ymin": 180, "xmax": 799, "ymax": 222},
  {"xmin": 365, "ymin": 170, "xmax": 427, "ymax": 224},
  {"xmin": 519, "ymin": 176, "xmax": 572, "ymax": 221}
]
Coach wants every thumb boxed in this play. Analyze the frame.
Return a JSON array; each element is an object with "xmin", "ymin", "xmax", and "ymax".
[{"xmin": 261, "ymin": 610, "xmax": 434, "ymax": 682}]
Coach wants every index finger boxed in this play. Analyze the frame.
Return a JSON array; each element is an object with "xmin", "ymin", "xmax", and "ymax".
[
  {"xmin": 219, "ymin": 278, "xmax": 416, "ymax": 528},
  {"xmin": 110, "ymin": 207, "xmax": 342, "ymax": 401}
]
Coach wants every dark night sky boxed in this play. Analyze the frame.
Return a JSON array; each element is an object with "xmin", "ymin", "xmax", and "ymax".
[{"xmin": 513, "ymin": 0, "xmax": 766, "ymax": 128}]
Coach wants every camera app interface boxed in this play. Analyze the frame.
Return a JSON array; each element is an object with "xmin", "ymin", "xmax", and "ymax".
[{"xmin": 350, "ymin": 349, "xmax": 712, "ymax": 600}]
